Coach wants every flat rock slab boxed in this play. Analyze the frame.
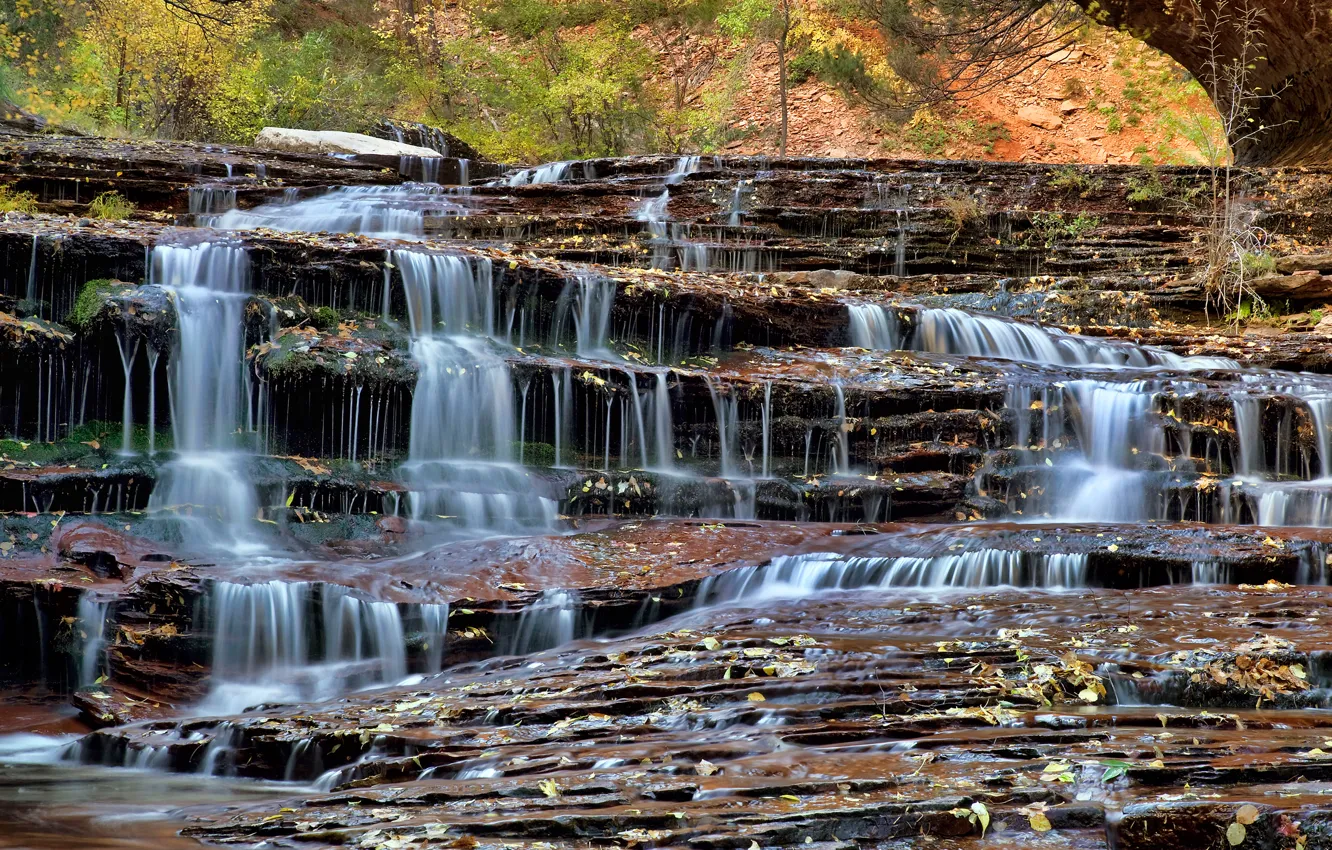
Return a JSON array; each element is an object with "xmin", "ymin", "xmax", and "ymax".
[
  {"xmin": 69, "ymin": 580, "xmax": 1332, "ymax": 849},
  {"xmin": 254, "ymin": 128, "xmax": 441, "ymax": 158}
]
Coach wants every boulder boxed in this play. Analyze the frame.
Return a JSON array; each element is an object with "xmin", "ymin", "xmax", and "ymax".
[
  {"xmin": 1275, "ymin": 252, "xmax": 1332, "ymax": 275},
  {"xmin": 253, "ymin": 128, "xmax": 441, "ymax": 158},
  {"xmin": 1017, "ymin": 105, "xmax": 1063, "ymax": 131}
]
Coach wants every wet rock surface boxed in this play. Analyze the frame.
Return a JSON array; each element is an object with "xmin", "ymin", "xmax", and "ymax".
[
  {"xmin": 5, "ymin": 148, "xmax": 1332, "ymax": 848},
  {"xmin": 67, "ymin": 577, "xmax": 1332, "ymax": 849}
]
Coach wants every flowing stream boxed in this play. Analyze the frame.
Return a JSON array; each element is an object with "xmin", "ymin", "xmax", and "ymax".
[{"xmin": 13, "ymin": 153, "xmax": 1332, "ymax": 846}]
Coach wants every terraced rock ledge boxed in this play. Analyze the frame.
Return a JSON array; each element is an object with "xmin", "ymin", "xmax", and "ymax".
[{"xmin": 6, "ymin": 135, "xmax": 1332, "ymax": 849}]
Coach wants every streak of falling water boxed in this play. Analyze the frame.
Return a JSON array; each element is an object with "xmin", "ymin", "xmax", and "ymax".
[
  {"xmin": 147, "ymin": 242, "xmax": 260, "ymax": 550},
  {"xmin": 653, "ymin": 371, "xmax": 675, "ymax": 470},
  {"xmin": 635, "ymin": 191, "xmax": 671, "ymax": 269},
  {"xmin": 506, "ymin": 161, "xmax": 573, "ymax": 186},
  {"xmin": 695, "ymin": 550, "xmax": 1091, "ymax": 603},
  {"xmin": 761, "ymin": 380, "xmax": 772, "ymax": 478},
  {"xmin": 25, "ymin": 234, "xmax": 38, "ymax": 303},
  {"xmin": 146, "ymin": 349, "xmax": 159, "ymax": 456},
  {"xmin": 552, "ymin": 272, "xmax": 617, "ymax": 358},
  {"xmin": 1232, "ymin": 395, "xmax": 1265, "ymax": 476},
  {"xmin": 504, "ymin": 589, "xmax": 581, "ymax": 654},
  {"xmin": 213, "ymin": 185, "xmax": 466, "ymax": 239},
  {"xmin": 200, "ymin": 581, "xmax": 449, "ymax": 716},
  {"xmin": 76, "ymin": 594, "xmax": 110, "ymax": 687},
  {"xmin": 115, "ymin": 331, "xmax": 140, "ymax": 456},
  {"xmin": 847, "ymin": 305, "xmax": 901, "ymax": 350},
  {"xmin": 625, "ymin": 370, "xmax": 649, "ymax": 469},
  {"xmin": 832, "ymin": 381, "xmax": 850, "ymax": 474},
  {"xmin": 849, "ymin": 304, "xmax": 1237, "ymax": 370},
  {"xmin": 707, "ymin": 377, "xmax": 738, "ymax": 477},
  {"xmin": 666, "ymin": 156, "xmax": 701, "ymax": 184},
  {"xmin": 1309, "ymin": 397, "xmax": 1332, "ymax": 478}
]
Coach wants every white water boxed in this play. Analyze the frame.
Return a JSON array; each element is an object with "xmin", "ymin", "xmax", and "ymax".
[
  {"xmin": 849, "ymin": 304, "xmax": 1236, "ymax": 370},
  {"xmin": 506, "ymin": 161, "xmax": 573, "ymax": 186},
  {"xmin": 394, "ymin": 250, "xmax": 558, "ymax": 531},
  {"xmin": 148, "ymin": 242, "xmax": 260, "ymax": 549},
  {"xmin": 552, "ymin": 272, "xmax": 617, "ymax": 358},
  {"xmin": 202, "ymin": 580, "xmax": 448, "ymax": 715},
  {"xmin": 696, "ymin": 549, "xmax": 1090, "ymax": 604},
  {"xmin": 76, "ymin": 594, "xmax": 110, "ymax": 687},
  {"xmin": 212, "ymin": 184, "xmax": 468, "ymax": 239},
  {"xmin": 504, "ymin": 589, "xmax": 580, "ymax": 654}
]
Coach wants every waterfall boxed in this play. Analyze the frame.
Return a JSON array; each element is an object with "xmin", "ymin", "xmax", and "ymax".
[
  {"xmin": 188, "ymin": 187, "xmax": 237, "ymax": 222},
  {"xmin": 847, "ymin": 305, "xmax": 900, "ymax": 349},
  {"xmin": 1232, "ymin": 396, "xmax": 1265, "ymax": 476},
  {"xmin": 696, "ymin": 549, "xmax": 1090, "ymax": 604},
  {"xmin": 148, "ymin": 242, "xmax": 259, "ymax": 548},
  {"xmin": 760, "ymin": 381, "xmax": 772, "ymax": 477},
  {"xmin": 624, "ymin": 370, "xmax": 649, "ymax": 469},
  {"xmin": 506, "ymin": 161, "xmax": 573, "ymax": 186},
  {"xmin": 394, "ymin": 250, "xmax": 558, "ymax": 531},
  {"xmin": 202, "ymin": 581, "xmax": 448, "ymax": 715},
  {"xmin": 635, "ymin": 191, "xmax": 672, "ymax": 269},
  {"xmin": 114, "ymin": 332, "xmax": 140, "ymax": 456},
  {"xmin": 849, "ymin": 305, "xmax": 1237, "ymax": 370},
  {"xmin": 25, "ymin": 234, "xmax": 39, "ymax": 303},
  {"xmin": 652, "ymin": 371, "xmax": 675, "ymax": 470},
  {"xmin": 504, "ymin": 589, "xmax": 580, "ymax": 654},
  {"xmin": 726, "ymin": 181, "xmax": 747, "ymax": 226},
  {"xmin": 212, "ymin": 185, "xmax": 467, "ymax": 239},
  {"xmin": 76, "ymin": 595, "xmax": 110, "ymax": 687},
  {"xmin": 552, "ymin": 272, "xmax": 617, "ymax": 358},
  {"xmin": 707, "ymin": 378, "xmax": 739, "ymax": 477},
  {"xmin": 666, "ymin": 156, "xmax": 701, "ymax": 184}
]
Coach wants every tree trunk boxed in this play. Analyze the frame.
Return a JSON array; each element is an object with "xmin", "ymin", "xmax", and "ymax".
[{"xmin": 1077, "ymin": 0, "xmax": 1332, "ymax": 165}]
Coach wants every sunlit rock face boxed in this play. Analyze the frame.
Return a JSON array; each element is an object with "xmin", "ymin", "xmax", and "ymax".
[{"xmin": 1078, "ymin": 0, "xmax": 1332, "ymax": 165}]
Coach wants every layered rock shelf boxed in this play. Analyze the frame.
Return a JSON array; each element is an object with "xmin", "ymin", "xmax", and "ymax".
[{"xmin": 8, "ymin": 133, "xmax": 1332, "ymax": 849}]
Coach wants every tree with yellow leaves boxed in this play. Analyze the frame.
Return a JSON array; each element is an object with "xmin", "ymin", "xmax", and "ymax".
[{"xmin": 9, "ymin": 0, "xmax": 269, "ymax": 138}]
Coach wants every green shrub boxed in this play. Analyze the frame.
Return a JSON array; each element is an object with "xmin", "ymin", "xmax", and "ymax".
[
  {"xmin": 310, "ymin": 306, "xmax": 341, "ymax": 332},
  {"xmin": 1239, "ymin": 251, "xmax": 1277, "ymax": 278},
  {"xmin": 65, "ymin": 279, "xmax": 124, "ymax": 330},
  {"xmin": 88, "ymin": 191, "xmax": 136, "ymax": 220},
  {"xmin": 1126, "ymin": 170, "xmax": 1166, "ymax": 205},
  {"xmin": 515, "ymin": 441, "xmax": 556, "ymax": 467},
  {"xmin": 0, "ymin": 185, "xmax": 38, "ymax": 213},
  {"xmin": 1026, "ymin": 212, "xmax": 1101, "ymax": 247},
  {"xmin": 1049, "ymin": 165, "xmax": 1102, "ymax": 198},
  {"xmin": 787, "ymin": 49, "xmax": 826, "ymax": 85}
]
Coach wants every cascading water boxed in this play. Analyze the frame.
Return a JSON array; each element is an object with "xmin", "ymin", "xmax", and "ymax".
[
  {"xmin": 666, "ymin": 156, "xmax": 701, "ymax": 184},
  {"xmin": 189, "ymin": 187, "xmax": 237, "ymax": 222},
  {"xmin": 148, "ymin": 242, "xmax": 260, "ymax": 549},
  {"xmin": 552, "ymin": 272, "xmax": 618, "ymax": 358},
  {"xmin": 848, "ymin": 305, "xmax": 901, "ymax": 350},
  {"xmin": 696, "ymin": 549, "xmax": 1091, "ymax": 604},
  {"xmin": 201, "ymin": 580, "xmax": 448, "ymax": 714},
  {"xmin": 75, "ymin": 594, "xmax": 110, "ymax": 687},
  {"xmin": 506, "ymin": 161, "xmax": 573, "ymax": 186},
  {"xmin": 504, "ymin": 589, "xmax": 581, "ymax": 654},
  {"xmin": 850, "ymin": 304, "xmax": 1236, "ymax": 370},
  {"xmin": 394, "ymin": 250, "xmax": 558, "ymax": 532},
  {"xmin": 213, "ymin": 185, "xmax": 468, "ymax": 239}
]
